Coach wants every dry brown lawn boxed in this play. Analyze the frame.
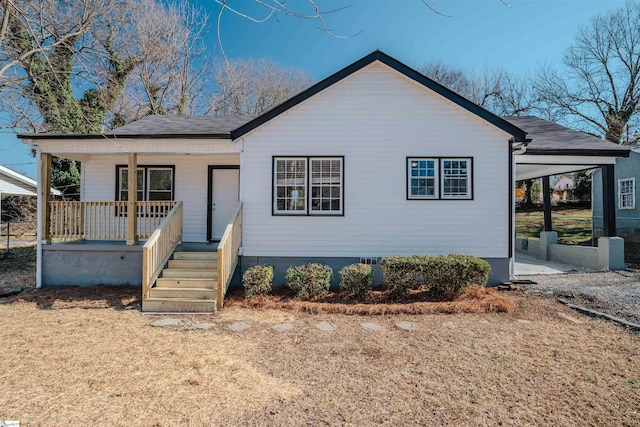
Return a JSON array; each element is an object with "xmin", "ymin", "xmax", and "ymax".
[{"xmin": 1, "ymin": 287, "xmax": 639, "ymax": 426}]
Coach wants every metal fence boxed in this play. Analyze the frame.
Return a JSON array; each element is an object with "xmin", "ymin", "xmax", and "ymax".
[{"xmin": 0, "ymin": 220, "xmax": 37, "ymax": 251}]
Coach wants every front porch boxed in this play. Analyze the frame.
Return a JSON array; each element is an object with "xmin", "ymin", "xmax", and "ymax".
[{"xmin": 35, "ymin": 147, "xmax": 243, "ymax": 312}]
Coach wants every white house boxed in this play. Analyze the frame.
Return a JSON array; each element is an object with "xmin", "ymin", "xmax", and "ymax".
[
  {"xmin": 18, "ymin": 51, "xmax": 629, "ymax": 312},
  {"xmin": 0, "ymin": 164, "xmax": 60, "ymax": 221}
]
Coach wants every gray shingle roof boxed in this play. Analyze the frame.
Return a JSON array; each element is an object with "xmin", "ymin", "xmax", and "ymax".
[
  {"xmin": 502, "ymin": 116, "xmax": 630, "ymax": 156},
  {"xmin": 19, "ymin": 115, "xmax": 254, "ymax": 139},
  {"xmin": 110, "ymin": 115, "xmax": 253, "ymax": 137}
]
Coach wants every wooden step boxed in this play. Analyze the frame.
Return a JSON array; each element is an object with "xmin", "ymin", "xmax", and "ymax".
[
  {"xmin": 142, "ymin": 297, "xmax": 217, "ymax": 313},
  {"xmin": 161, "ymin": 268, "xmax": 218, "ymax": 279},
  {"xmin": 149, "ymin": 287, "xmax": 216, "ymax": 299},
  {"xmin": 155, "ymin": 278, "xmax": 217, "ymax": 289},
  {"xmin": 173, "ymin": 252, "xmax": 218, "ymax": 261},
  {"xmin": 168, "ymin": 260, "xmax": 217, "ymax": 269}
]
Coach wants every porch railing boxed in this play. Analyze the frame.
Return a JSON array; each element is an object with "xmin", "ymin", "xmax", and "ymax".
[
  {"xmin": 49, "ymin": 201, "xmax": 176, "ymax": 240},
  {"xmin": 142, "ymin": 202, "xmax": 183, "ymax": 301},
  {"xmin": 217, "ymin": 202, "xmax": 243, "ymax": 310}
]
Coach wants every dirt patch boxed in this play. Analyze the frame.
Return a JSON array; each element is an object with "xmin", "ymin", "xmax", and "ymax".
[
  {"xmin": 231, "ymin": 285, "xmax": 515, "ymax": 315},
  {"xmin": 0, "ymin": 245, "xmax": 36, "ymax": 287},
  {"xmin": 1, "ymin": 286, "xmax": 639, "ymax": 426}
]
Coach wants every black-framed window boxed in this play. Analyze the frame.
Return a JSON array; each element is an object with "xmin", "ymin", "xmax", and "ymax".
[
  {"xmin": 116, "ymin": 165, "xmax": 175, "ymax": 201},
  {"xmin": 407, "ymin": 157, "xmax": 473, "ymax": 200},
  {"xmin": 273, "ymin": 156, "xmax": 343, "ymax": 215}
]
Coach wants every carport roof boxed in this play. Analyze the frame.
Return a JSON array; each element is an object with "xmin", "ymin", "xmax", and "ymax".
[{"xmin": 502, "ymin": 116, "xmax": 630, "ymax": 156}]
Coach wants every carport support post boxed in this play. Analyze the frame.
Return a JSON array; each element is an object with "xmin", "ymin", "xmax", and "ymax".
[
  {"xmin": 126, "ymin": 152, "xmax": 138, "ymax": 246},
  {"xmin": 540, "ymin": 175, "xmax": 557, "ymax": 260},
  {"xmin": 601, "ymin": 164, "xmax": 616, "ymax": 237},
  {"xmin": 542, "ymin": 176, "xmax": 552, "ymax": 231}
]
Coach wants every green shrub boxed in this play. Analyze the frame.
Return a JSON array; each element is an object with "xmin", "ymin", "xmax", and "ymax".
[
  {"xmin": 381, "ymin": 254, "xmax": 491, "ymax": 300},
  {"xmin": 285, "ymin": 263, "xmax": 332, "ymax": 297},
  {"xmin": 426, "ymin": 255, "xmax": 491, "ymax": 300},
  {"xmin": 242, "ymin": 265, "xmax": 274, "ymax": 298},
  {"xmin": 380, "ymin": 256, "xmax": 422, "ymax": 297},
  {"xmin": 339, "ymin": 263, "xmax": 373, "ymax": 298}
]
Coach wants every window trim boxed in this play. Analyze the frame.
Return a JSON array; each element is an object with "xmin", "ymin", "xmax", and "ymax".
[
  {"xmin": 272, "ymin": 156, "xmax": 344, "ymax": 216},
  {"xmin": 406, "ymin": 157, "xmax": 474, "ymax": 201},
  {"xmin": 618, "ymin": 177, "xmax": 635, "ymax": 210},
  {"xmin": 115, "ymin": 164, "xmax": 176, "ymax": 202}
]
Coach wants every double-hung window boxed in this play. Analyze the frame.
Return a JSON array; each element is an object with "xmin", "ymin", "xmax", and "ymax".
[
  {"xmin": 273, "ymin": 157, "xmax": 343, "ymax": 215},
  {"xmin": 618, "ymin": 177, "xmax": 635, "ymax": 209},
  {"xmin": 116, "ymin": 165, "xmax": 175, "ymax": 202},
  {"xmin": 407, "ymin": 157, "xmax": 472, "ymax": 200}
]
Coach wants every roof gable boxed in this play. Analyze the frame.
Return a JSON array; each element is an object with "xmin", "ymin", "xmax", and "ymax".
[{"xmin": 231, "ymin": 50, "xmax": 528, "ymax": 142}]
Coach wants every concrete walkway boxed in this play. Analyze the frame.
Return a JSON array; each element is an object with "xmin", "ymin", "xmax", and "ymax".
[{"xmin": 514, "ymin": 252, "xmax": 591, "ymax": 276}]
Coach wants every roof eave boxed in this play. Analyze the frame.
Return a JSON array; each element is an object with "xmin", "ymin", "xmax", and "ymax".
[
  {"xmin": 18, "ymin": 133, "xmax": 232, "ymax": 140},
  {"xmin": 524, "ymin": 149, "xmax": 631, "ymax": 157}
]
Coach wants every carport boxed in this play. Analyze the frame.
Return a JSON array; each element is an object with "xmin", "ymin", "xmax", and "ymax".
[{"xmin": 503, "ymin": 116, "xmax": 631, "ymax": 274}]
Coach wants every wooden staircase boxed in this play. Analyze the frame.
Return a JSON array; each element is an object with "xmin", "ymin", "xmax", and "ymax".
[{"xmin": 142, "ymin": 248, "xmax": 219, "ymax": 313}]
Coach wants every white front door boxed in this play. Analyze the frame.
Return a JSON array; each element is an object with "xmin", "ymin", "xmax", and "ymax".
[{"xmin": 210, "ymin": 168, "xmax": 240, "ymax": 240}]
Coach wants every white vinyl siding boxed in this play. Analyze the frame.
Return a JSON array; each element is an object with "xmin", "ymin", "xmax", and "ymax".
[
  {"xmin": 240, "ymin": 62, "xmax": 511, "ymax": 258},
  {"xmin": 618, "ymin": 177, "xmax": 635, "ymax": 209},
  {"xmin": 82, "ymin": 153, "xmax": 239, "ymax": 242}
]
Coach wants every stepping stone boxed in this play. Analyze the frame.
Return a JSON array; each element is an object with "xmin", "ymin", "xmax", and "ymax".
[
  {"xmin": 517, "ymin": 319, "xmax": 532, "ymax": 324},
  {"xmin": 272, "ymin": 323, "xmax": 294, "ymax": 332},
  {"xmin": 315, "ymin": 321, "xmax": 337, "ymax": 332},
  {"xmin": 228, "ymin": 321, "xmax": 252, "ymax": 332},
  {"xmin": 361, "ymin": 322, "xmax": 382, "ymax": 332},
  {"xmin": 557, "ymin": 312, "xmax": 584, "ymax": 324},
  {"xmin": 442, "ymin": 321, "xmax": 457, "ymax": 329},
  {"xmin": 396, "ymin": 321, "xmax": 418, "ymax": 331},
  {"xmin": 188, "ymin": 322, "xmax": 215, "ymax": 330},
  {"xmin": 150, "ymin": 318, "xmax": 183, "ymax": 327}
]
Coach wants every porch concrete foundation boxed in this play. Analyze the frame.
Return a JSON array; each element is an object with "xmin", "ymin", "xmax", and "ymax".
[
  {"xmin": 42, "ymin": 242, "xmax": 142, "ymax": 286},
  {"xmin": 240, "ymin": 256, "xmax": 509, "ymax": 287},
  {"xmin": 515, "ymin": 236, "xmax": 625, "ymax": 271}
]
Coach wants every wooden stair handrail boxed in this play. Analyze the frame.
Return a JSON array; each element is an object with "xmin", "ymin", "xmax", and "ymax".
[
  {"xmin": 142, "ymin": 201, "xmax": 183, "ymax": 302},
  {"xmin": 216, "ymin": 202, "xmax": 243, "ymax": 310}
]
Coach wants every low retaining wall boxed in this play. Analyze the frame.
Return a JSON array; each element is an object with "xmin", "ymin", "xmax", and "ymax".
[{"xmin": 516, "ymin": 232, "xmax": 625, "ymax": 271}]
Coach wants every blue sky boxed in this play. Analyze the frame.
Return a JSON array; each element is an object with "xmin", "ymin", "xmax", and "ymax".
[{"xmin": 0, "ymin": 0, "xmax": 628, "ymax": 179}]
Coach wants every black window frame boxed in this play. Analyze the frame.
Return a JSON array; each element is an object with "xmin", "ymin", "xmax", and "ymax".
[
  {"xmin": 115, "ymin": 165, "xmax": 176, "ymax": 202},
  {"xmin": 406, "ymin": 157, "xmax": 474, "ymax": 200},
  {"xmin": 272, "ymin": 156, "xmax": 345, "ymax": 216}
]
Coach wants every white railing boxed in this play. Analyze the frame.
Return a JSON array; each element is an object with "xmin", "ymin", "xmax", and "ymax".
[
  {"xmin": 217, "ymin": 202, "xmax": 243, "ymax": 310},
  {"xmin": 49, "ymin": 201, "xmax": 176, "ymax": 240},
  {"xmin": 142, "ymin": 202, "xmax": 183, "ymax": 301}
]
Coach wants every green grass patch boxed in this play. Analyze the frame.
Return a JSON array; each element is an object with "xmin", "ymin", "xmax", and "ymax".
[{"xmin": 515, "ymin": 209, "xmax": 593, "ymax": 245}]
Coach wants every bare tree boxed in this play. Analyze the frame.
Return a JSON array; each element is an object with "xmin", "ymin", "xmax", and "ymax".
[
  {"xmin": 536, "ymin": 1, "xmax": 640, "ymax": 144},
  {"xmin": 421, "ymin": 61, "xmax": 538, "ymax": 116},
  {"xmin": 111, "ymin": 0, "xmax": 212, "ymax": 124},
  {"xmin": 210, "ymin": 58, "xmax": 313, "ymax": 116}
]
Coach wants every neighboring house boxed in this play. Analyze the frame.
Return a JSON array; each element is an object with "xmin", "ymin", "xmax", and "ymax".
[
  {"xmin": 18, "ymin": 51, "xmax": 629, "ymax": 312},
  {"xmin": 0, "ymin": 164, "xmax": 60, "ymax": 221},
  {"xmin": 592, "ymin": 149, "xmax": 640, "ymax": 239},
  {"xmin": 550, "ymin": 175, "xmax": 575, "ymax": 202}
]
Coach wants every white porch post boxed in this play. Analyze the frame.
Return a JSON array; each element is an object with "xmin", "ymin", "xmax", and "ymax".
[
  {"xmin": 35, "ymin": 150, "xmax": 44, "ymax": 287},
  {"xmin": 126, "ymin": 152, "xmax": 138, "ymax": 245}
]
